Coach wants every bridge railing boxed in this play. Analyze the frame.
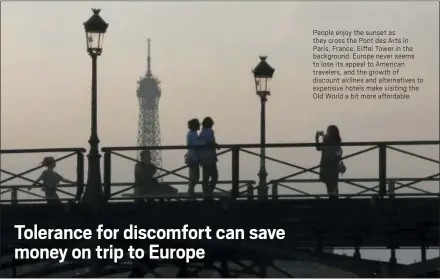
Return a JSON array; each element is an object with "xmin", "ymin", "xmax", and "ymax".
[
  {"xmin": 102, "ymin": 140, "xmax": 439, "ymax": 200},
  {"xmin": 0, "ymin": 148, "xmax": 85, "ymax": 203},
  {"xmin": 1, "ymin": 141, "xmax": 438, "ymax": 203},
  {"xmin": 252, "ymin": 141, "xmax": 439, "ymax": 199},
  {"xmin": 0, "ymin": 146, "xmax": 256, "ymax": 203},
  {"xmin": 247, "ymin": 141, "xmax": 440, "ymax": 199},
  {"xmin": 101, "ymin": 146, "xmax": 256, "ymax": 200},
  {"xmin": 0, "ymin": 181, "xmax": 257, "ymax": 204}
]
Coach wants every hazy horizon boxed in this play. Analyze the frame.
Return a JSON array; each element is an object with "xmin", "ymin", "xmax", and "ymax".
[{"xmin": 1, "ymin": 1, "xmax": 439, "ymax": 266}]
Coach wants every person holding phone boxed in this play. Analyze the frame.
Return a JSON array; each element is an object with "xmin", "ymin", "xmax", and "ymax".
[{"xmin": 315, "ymin": 125, "xmax": 345, "ymax": 199}]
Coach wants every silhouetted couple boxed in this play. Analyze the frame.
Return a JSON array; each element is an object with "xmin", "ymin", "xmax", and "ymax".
[
  {"xmin": 133, "ymin": 150, "xmax": 177, "ymax": 197},
  {"xmin": 315, "ymin": 125, "xmax": 346, "ymax": 200},
  {"xmin": 186, "ymin": 117, "xmax": 218, "ymax": 198}
]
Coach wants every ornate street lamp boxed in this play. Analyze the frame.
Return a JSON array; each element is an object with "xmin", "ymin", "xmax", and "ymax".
[
  {"xmin": 82, "ymin": 9, "xmax": 109, "ymax": 206},
  {"xmin": 252, "ymin": 56, "xmax": 275, "ymax": 199},
  {"xmin": 84, "ymin": 9, "xmax": 108, "ymax": 56}
]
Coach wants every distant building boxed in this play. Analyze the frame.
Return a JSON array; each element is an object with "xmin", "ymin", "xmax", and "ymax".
[{"xmin": 136, "ymin": 38, "xmax": 163, "ymax": 177}]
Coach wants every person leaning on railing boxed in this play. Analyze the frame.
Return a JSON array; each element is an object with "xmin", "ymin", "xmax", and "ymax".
[
  {"xmin": 28, "ymin": 156, "xmax": 76, "ymax": 204},
  {"xmin": 315, "ymin": 125, "xmax": 346, "ymax": 200},
  {"xmin": 133, "ymin": 150, "xmax": 177, "ymax": 198},
  {"xmin": 133, "ymin": 150, "xmax": 159, "ymax": 197}
]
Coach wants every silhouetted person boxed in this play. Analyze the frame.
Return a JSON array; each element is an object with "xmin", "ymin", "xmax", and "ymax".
[
  {"xmin": 315, "ymin": 125, "xmax": 345, "ymax": 200},
  {"xmin": 199, "ymin": 117, "xmax": 219, "ymax": 198},
  {"xmin": 186, "ymin": 118, "xmax": 203, "ymax": 198},
  {"xmin": 134, "ymin": 150, "xmax": 158, "ymax": 197},
  {"xmin": 28, "ymin": 156, "xmax": 75, "ymax": 204}
]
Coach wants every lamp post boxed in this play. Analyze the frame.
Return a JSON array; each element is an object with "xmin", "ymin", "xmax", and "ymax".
[
  {"xmin": 252, "ymin": 56, "xmax": 275, "ymax": 199},
  {"xmin": 82, "ymin": 9, "xmax": 109, "ymax": 206}
]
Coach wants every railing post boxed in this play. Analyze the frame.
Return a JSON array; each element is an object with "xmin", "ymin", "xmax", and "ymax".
[
  {"xmin": 419, "ymin": 228, "xmax": 427, "ymax": 262},
  {"xmin": 247, "ymin": 183, "xmax": 253, "ymax": 200},
  {"xmin": 103, "ymin": 150, "xmax": 112, "ymax": 201},
  {"xmin": 378, "ymin": 144, "xmax": 387, "ymax": 198},
  {"xmin": 353, "ymin": 237, "xmax": 362, "ymax": 259},
  {"xmin": 231, "ymin": 147, "xmax": 240, "ymax": 199},
  {"xmin": 388, "ymin": 243, "xmax": 397, "ymax": 278},
  {"xmin": 353, "ymin": 245, "xmax": 361, "ymax": 259},
  {"xmin": 421, "ymin": 240, "xmax": 427, "ymax": 262},
  {"xmin": 271, "ymin": 182, "xmax": 278, "ymax": 200},
  {"xmin": 11, "ymin": 188, "xmax": 17, "ymax": 205},
  {"xmin": 75, "ymin": 152, "xmax": 84, "ymax": 202},
  {"xmin": 388, "ymin": 179, "xmax": 395, "ymax": 199}
]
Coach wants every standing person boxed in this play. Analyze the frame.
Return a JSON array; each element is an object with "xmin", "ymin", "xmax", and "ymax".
[
  {"xmin": 134, "ymin": 150, "xmax": 158, "ymax": 197},
  {"xmin": 315, "ymin": 125, "xmax": 346, "ymax": 200},
  {"xmin": 199, "ymin": 117, "xmax": 219, "ymax": 198},
  {"xmin": 186, "ymin": 118, "xmax": 203, "ymax": 198},
  {"xmin": 28, "ymin": 156, "xmax": 75, "ymax": 204}
]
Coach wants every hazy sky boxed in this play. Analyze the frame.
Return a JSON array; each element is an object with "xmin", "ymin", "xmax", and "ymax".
[{"xmin": 1, "ymin": 1, "xmax": 439, "ymax": 266}]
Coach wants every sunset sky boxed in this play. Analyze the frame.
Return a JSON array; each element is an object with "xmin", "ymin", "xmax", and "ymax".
[{"xmin": 1, "ymin": 1, "xmax": 439, "ymax": 265}]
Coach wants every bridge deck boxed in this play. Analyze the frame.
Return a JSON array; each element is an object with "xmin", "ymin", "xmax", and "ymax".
[{"xmin": 2, "ymin": 198, "xmax": 438, "ymax": 249}]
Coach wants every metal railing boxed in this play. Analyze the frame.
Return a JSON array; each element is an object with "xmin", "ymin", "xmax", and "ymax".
[
  {"xmin": 0, "ymin": 148, "xmax": 85, "ymax": 204},
  {"xmin": 101, "ymin": 146, "xmax": 255, "ymax": 201},
  {"xmin": 102, "ymin": 140, "xmax": 439, "ymax": 201},
  {"xmin": 1, "ymin": 140, "xmax": 439, "ymax": 204}
]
